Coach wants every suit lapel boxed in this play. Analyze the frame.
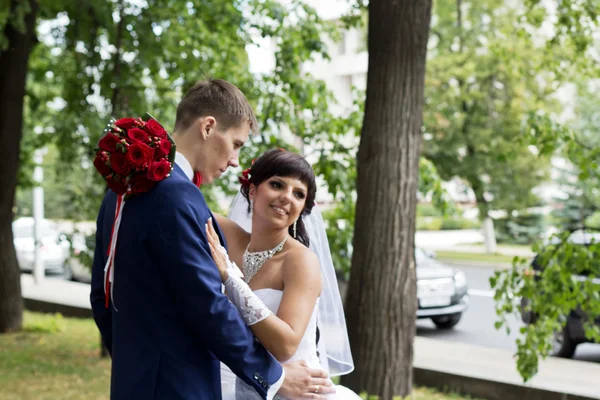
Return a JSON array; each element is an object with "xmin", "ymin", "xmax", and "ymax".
[{"xmin": 208, "ymin": 210, "xmax": 228, "ymax": 251}]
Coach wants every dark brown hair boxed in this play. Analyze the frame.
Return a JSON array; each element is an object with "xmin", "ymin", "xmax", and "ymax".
[
  {"xmin": 241, "ymin": 149, "xmax": 317, "ymax": 247},
  {"xmin": 174, "ymin": 79, "xmax": 258, "ymax": 134}
]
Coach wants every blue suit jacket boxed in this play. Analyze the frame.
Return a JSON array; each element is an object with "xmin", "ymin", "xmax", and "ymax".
[{"xmin": 91, "ymin": 165, "xmax": 282, "ymax": 399}]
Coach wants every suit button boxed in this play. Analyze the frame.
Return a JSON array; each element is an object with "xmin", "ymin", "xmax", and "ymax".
[
  {"xmin": 263, "ymin": 382, "xmax": 268, "ymax": 388},
  {"xmin": 253, "ymin": 373, "xmax": 259, "ymax": 380}
]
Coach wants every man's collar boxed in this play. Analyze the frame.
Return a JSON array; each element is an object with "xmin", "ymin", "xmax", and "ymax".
[{"xmin": 175, "ymin": 152, "xmax": 193, "ymax": 181}]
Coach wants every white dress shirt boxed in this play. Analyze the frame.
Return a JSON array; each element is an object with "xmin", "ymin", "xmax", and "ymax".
[{"xmin": 175, "ymin": 152, "xmax": 194, "ymax": 181}]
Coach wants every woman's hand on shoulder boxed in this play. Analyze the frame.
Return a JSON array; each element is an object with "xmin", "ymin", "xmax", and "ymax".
[{"xmin": 206, "ymin": 218, "xmax": 229, "ymax": 283}]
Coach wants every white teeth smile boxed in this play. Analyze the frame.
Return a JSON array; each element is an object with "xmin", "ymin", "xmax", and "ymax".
[{"xmin": 271, "ymin": 206, "xmax": 287, "ymax": 215}]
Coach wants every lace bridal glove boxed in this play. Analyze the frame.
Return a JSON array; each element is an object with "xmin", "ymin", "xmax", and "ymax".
[
  {"xmin": 224, "ymin": 275, "xmax": 272, "ymax": 325},
  {"xmin": 206, "ymin": 219, "xmax": 272, "ymax": 326}
]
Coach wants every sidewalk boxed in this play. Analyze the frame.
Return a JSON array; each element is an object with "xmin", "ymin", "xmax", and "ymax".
[
  {"xmin": 20, "ymin": 275, "xmax": 600, "ymax": 400},
  {"xmin": 414, "ymin": 337, "xmax": 600, "ymax": 400},
  {"xmin": 21, "ymin": 274, "xmax": 92, "ymax": 318}
]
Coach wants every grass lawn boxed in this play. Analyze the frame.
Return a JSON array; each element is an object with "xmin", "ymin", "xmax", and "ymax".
[
  {"xmin": 0, "ymin": 312, "xmax": 483, "ymax": 400},
  {"xmin": 435, "ymin": 250, "xmax": 518, "ymax": 265}
]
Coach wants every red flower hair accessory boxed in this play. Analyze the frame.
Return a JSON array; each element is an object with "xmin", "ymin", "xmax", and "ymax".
[
  {"xmin": 239, "ymin": 158, "xmax": 257, "ymax": 188},
  {"xmin": 239, "ymin": 166, "xmax": 252, "ymax": 187}
]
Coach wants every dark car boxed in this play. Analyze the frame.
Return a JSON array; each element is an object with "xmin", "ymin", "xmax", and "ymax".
[
  {"xmin": 521, "ymin": 231, "xmax": 600, "ymax": 358},
  {"xmin": 416, "ymin": 248, "xmax": 469, "ymax": 329}
]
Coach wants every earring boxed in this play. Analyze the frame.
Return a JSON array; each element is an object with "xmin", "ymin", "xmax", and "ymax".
[
  {"xmin": 293, "ymin": 220, "xmax": 297, "ymax": 238},
  {"xmin": 250, "ymin": 199, "xmax": 254, "ymax": 213}
]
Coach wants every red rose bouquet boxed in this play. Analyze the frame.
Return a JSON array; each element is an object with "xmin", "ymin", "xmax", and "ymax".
[
  {"xmin": 94, "ymin": 113, "xmax": 176, "ymax": 197},
  {"xmin": 93, "ymin": 113, "xmax": 176, "ymax": 309}
]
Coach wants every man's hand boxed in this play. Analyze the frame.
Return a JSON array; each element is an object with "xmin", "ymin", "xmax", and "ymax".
[{"xmin": 279, "ymin": 360, "xmax": 335, "ymax": 399}]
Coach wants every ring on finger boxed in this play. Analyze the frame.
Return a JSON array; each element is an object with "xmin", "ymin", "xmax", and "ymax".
[{"xmin": 315, "ymin": 385, "xmax": 320, "ymax": 394}]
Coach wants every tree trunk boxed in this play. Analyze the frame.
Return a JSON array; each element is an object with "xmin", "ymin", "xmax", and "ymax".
[
  {"xmin": 341, "ymin": 1, "xmax": 432, "ymax": 398},
  {"xmin": 0, "ymin": 0, "xmax": 38, "ymax": 333},
  {"xmin": 471, "ymin": 182, "xmax": 497, "ymax": 254}
]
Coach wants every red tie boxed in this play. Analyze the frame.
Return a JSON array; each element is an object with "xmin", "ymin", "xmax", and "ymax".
[{"xmin": 192, "ymin": 171, "xmax": 202, "ymax": 188}]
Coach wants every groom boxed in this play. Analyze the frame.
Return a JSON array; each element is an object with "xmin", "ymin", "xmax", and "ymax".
[{"xmin": 90, "ymin": 79, "xmax": 334, "ymax": 399}]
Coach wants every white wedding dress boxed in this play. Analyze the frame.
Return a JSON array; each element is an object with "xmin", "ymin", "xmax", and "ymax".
[{"xmin": 220, "ymin": 288, "xmax": 360, "ymax": 400}]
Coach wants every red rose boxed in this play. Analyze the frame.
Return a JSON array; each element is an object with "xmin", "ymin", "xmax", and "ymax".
[
  {"xmin": 115, "ymin": 118, "xmax": 139, "ymax": 130},
  {"xmin": 126, "ymin": 142, "xmax": 154, "ymax": 169},
  {"xmin": 130, "ymin": 173, "xmax": 155, "ymax": 194},
  {"xmin": 127, "ymin": 128, "xmax": 150, "ymax": 144},
  {"xmin": 147, "ymin": 160, "xmax": 171, "ymax": 181},
  {"xmin": 106, "ymin": 177, "xmax": 128, "ymax": 195},
  {"xmin": 154, "ymin": 138, "xmax": 172, "ymax": 158},
  {"xmin": 93, "ymin": 153, "xmax": 111, "ymax": 176},
  {"xmin": 98, "ymin": 133, "xmax": 120, "ymax": 152},
  {"xmin": 145, "ymin": 119, "xmax": 167, "ymax": 138},
  {"xmin": 110, "ymin": 153, "xmax": 132, "ymax": 176}
]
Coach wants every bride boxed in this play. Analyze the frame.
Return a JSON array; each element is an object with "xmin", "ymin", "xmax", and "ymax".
[{"xmin": 207, "ymin": 148, "xmax": 360, "ymax": 399}]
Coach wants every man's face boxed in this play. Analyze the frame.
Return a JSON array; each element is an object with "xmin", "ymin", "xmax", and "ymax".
[{"xmin": 197, "ymin": 121, "xmax": 250, "ymax": 184}]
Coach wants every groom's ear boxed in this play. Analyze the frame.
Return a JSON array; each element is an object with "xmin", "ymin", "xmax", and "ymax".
[{"xmin": 199, "ymin": 116, "xmax": 217, "ymax": 140}]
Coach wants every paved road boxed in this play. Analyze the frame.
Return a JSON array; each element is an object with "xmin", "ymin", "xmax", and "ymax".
[{"xmin": 416, "ymin": 264, "xmax": 600, "ymax": 363}]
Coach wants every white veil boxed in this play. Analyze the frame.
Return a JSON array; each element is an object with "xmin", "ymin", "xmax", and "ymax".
[{"xmin": 228, "ymin": 191, "xmax": 354, "ymax": 377}]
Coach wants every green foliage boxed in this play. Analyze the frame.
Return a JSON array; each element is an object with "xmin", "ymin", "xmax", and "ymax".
[
  {"xmin": 0, "ymin": 0, "xmax": 33, "ymax": 51},
  {"xmin": 551, "ymin": 165, "xmax": 599, "ymax": 231},
  {"xmin": 416, "ymin": 216, "xmax": 480, "ymax": 231},
  {"xmin": 586, "ymin": 211, "xmax": 600, "ymax": 229},
  {"xmin": 494, "ymin": 213, "xmax": 545, "ymax": 245},
  {"xmin": 23, "ymin": 313, "xmax": 64, "ymax": 333},
  {"xmin": 12, "ymin": 0, "xmax": 450, "ymax": 285},
  {"xmin": 492, "ymin": 77, "xmax": 600, "ymax": 382},
  {"xmin": 15, "ymin": 145, "xmax": 104, "ymax": 221},
  {"xmin": 423, "ymin": 0, "xmax": 557, "ymax": 219},
  {"xmin": 548, "ymin": 82, "xmax": 600, "ymax": 231},
  {"xmin": 491, "ymin": 231, "xmax": 600, "ymax": 381},
  {"xmin": 452, "ymin": 0, "xmax": 600, "ymax": 382},
  {"xmin": 417, "ymin": 203, "xmax": 443, "ymax": 218},
  {"xmin": 357, "ymin": 386, "xmax": 485, "ymax": 400},
  {"xmin": 322, "ymin": 201, "xmax": 355, "ymax": 279},
  {"xmin": 15, "ymin": 0, "xmax": 350, "ymax": 215},
  {"xmin": 524, "ymin": 0, "xmax": 600, "ymax": 57}
]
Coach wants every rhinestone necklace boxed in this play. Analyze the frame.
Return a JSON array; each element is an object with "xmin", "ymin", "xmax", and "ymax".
[{"xmin": 243, "ymin": 236, "xmax": 289, "ymax": 284}]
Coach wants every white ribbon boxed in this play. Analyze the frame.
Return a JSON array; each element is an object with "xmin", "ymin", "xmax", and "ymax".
[{"xmin": 103, "ymin": 194, "xmax": 126, "ymax": 311}]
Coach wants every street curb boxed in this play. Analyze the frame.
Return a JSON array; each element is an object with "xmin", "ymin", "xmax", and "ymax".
[
  {"xmin": 23, "ymin": 297, "xmax": 92, "ymax": 319},
  {"xmin": 414, "ymin": 367, "xmax": 598, "ymax": 400}
]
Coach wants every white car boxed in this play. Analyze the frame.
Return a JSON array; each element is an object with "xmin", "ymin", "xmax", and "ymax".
[{"xmin": 12, "ymin": 217, "xmax": 70, "ymax": 276}]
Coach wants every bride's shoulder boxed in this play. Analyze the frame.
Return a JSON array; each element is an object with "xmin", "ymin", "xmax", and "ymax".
[{"xmin": 281, "ymin": 241, "xmax": 322, "ymax": 286}]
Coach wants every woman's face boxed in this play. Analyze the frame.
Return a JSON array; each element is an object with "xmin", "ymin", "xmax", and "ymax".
[{"xmin": 250, "ymin": 175, "xmax": 308, "ymax": 231}]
